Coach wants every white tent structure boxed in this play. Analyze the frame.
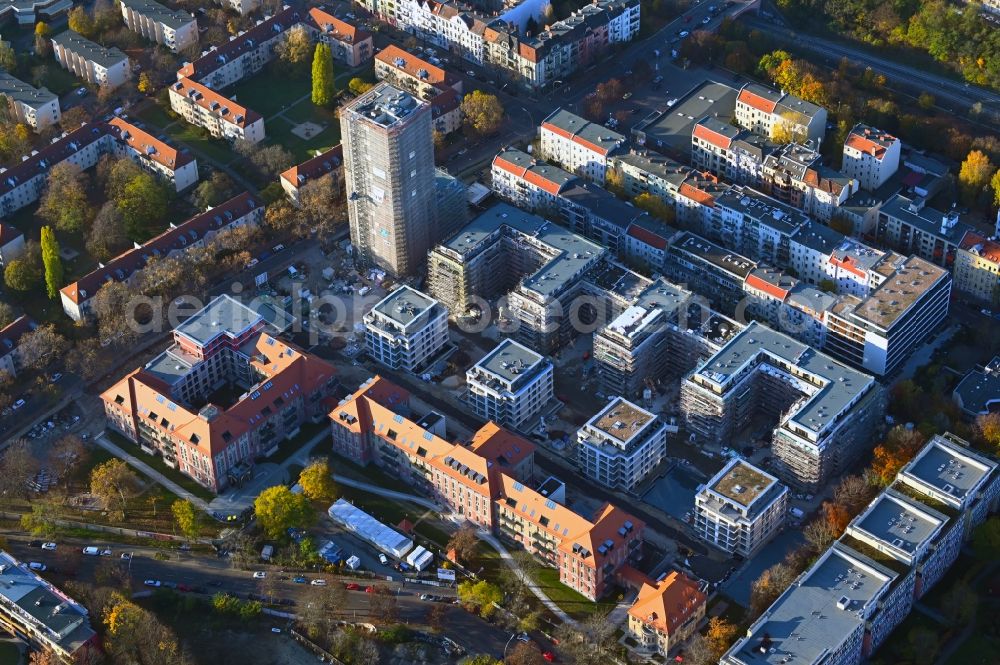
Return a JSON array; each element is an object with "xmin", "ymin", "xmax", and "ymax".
[
  {"xmin": 327, "ymin": 499, "xmax": 414, "ymax": 559},
  {"xmin": 405, "ymin": 545, "xmax": 434, "ymax": 571}
]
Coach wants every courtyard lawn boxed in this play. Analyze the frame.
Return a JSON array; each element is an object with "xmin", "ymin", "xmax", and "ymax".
[
  {"xmin": 0, "ymin": 642, "xmax": 21, "ymax": 665},
  {"xmin": 136, "ymin": 103, "xmax": 177, "ymax": 130},
  {"xmin": 163, "ymin": 123, "xmax": 237, "ymax": 164},
  {"xmin": 530, "ymin": 565, "xmax": 617, "ymax": 620},
  {"xmin": 336, "ymin": 485, "xmax": 428, "ymax": 528},
  {"xmin": 946, "ymin": 613, "xmax": 1000, "ymax": 665},
  {"xmin": 265, "ymin": 115, "xmax": 339, "ymax": 162},
  {"xmin": 228, "ymin": 71, "xmax": 312, "ymax": 119}
]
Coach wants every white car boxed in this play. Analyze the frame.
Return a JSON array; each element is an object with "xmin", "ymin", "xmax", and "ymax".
[
  {"xmin": 144, "ymin": 580, "xmax": 161, "ymax": 587},
  {"xmin": 310, "ymin": 579, "xmax": 327, "ymax": 586},
  {"xmin": 28, "ymin": 562, "xmax": 47, "ymax": 571},
  {"xmin": 100, "ymin": 549, "xmax": 112, "ymax": 556},
  {"xmin": 252, "ymin": 571, "xmax": 267, "ymax": 579},
  {"xmin": 12, "ymin": 399, "xmax": 25, "ymax": 410},
  {"xmin": 378, "ymin": 554, "xmax": 388, "ymax": 565},
  {"xmin": 120, "ymin": 553, "xmax": 131, "ymax": 560},
  {"xmin": 271, "ymin": 627, "xmax": 282, "ymax": 634},
  {"xmin": 41, "ymin": 542, "xmax": 57, "ymax": 551}
]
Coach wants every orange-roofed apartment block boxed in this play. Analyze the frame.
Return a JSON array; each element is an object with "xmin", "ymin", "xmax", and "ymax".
[
  {"xmin": 169, "ymin": 78, "xmax": 265, "ymax": 144},
  {"xmin": 954, "ymin": 231, "xmax": 1000, "ymax": 305},
  {"xmin": 330, "ymin": 375, "xmax": 644, "ymax": 601},
  {"xmin": 626, "ymin": 571, "xmax": 706, "ymax": 657},
  {"xmin": 734, "ymin": 83, "xmax": 827, "ymax": 143},
  {"xmin": 841, "ymin": 124, "xmax": 901, "ymax": 192},
  {"xmin": 102, "ymin": 296, "xmax": 337, "ymax": 493},
  {"xmin": 491, "ymin": 147, "xmax": 579, "ymax": 214}
]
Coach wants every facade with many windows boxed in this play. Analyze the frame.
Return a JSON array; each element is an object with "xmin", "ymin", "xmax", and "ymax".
[
  {"xmin": 0, "ymin": 72, "xmax": 60, "ymax": 131},
  {"xmin": 364, "ymin": 286, "xmax": 449, "ymax": 372},
  {"xmin": 120, "ymin": 0, "xmax": 197, "ymax": 52},
  {"xmin": 51, "ymin": 30, "xmax": 130, "ymax": 89},
  {"xmin": 466, "ymin": 338, "xmax": 554, "ymax": 430},
  {"xmin": 576, "ymin": 397, "xmax": 667, "ymax": 492}
]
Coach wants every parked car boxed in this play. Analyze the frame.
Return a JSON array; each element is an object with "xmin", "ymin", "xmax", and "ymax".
[
  {"xmin": 378, "ymin": 553, "xmax": 388, "ymax": 565},
  {"xmin": 28, "ymin": 562, "xmax": 47, "ymax": 571},
  {"xmin": 345, "ymin": 583, "xmax": 360, "ymax": 591},
  {"xmin": 12, "ymin": 399, "xmax": 25, "ymax": 410},
  {"xmin": 252, "ymin": 571, "xmax": 266, "ymax": 579},
  {"xmin": 293, "ymin": 576, "xmax": 308, "ymax": 584},
  {"xmin": 365, "ymin": 586, "xmax": 374, "ymax": 593},
  {"xmin": 144, "ymin": 580, "xmax": 161, "ymax": 587},
  {"xmin": 543, "ymin": 652, "xmax": 557, "ymax": 662},
  {"xmin": 120, "ymin": 553, "xmax": 131, "ymax": 560},
  {"xmin": 82, "ymin": 547, "xmax": 100, "ymax": 556},
  {"xmin": 100, "ymin": 549, "xmax": 112, "ymax": 557},
  {"xmin": 310, "ymin": 579, "xmax": 327, "ymax": 586},
  {"xmin": 41, "ymin": 542, "xmax": 56, "ymax": 551},
  {"xmin": 28, "ymin": 540, "xmax": 43, "ymax": 548}
]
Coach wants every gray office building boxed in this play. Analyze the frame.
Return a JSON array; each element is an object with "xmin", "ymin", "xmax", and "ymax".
[{"xmin": 341, "ymin": 83, "xmax": 435, "ymax": 277}]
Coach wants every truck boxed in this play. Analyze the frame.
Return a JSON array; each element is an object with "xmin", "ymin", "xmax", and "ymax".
[{"xmin": 261, "ymin": 545, "xmax": 274, "ymax": 561}]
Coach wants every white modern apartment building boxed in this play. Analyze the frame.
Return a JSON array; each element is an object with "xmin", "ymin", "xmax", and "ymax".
[
  {"xmin": 364, "ymin": 286, "xmax": 449, "ymax": 373},
  {"xmin": 169, "ymin": 78, "xmax": 265, "ymax": 143},
  {"xmin": 734, "ymin": 82, "xmax": 827, "ymax": 142},
  {"xmin": 491, "ymin": 148, "xmax": 579, "ymax": 214},
  {"xmin": 576, "ymin": 397, "xmax": 667, "ymax": 492},
  {"xmin": 215, "ymin": 0, "xmax": 260, "ymax": 15},
  {"xmin": 119, "ymin": 0, "xmax": 197, "ymax": 52},
  {"xmin": 842, "ymin": 124, "xmax": 901, "ymax": 192},
  {"xmin": 466, "ymin": 338, "xmax": 554, "ymax": 430},
  {"xmin": 693, "ymin": 458, "xmax": 788, "ymax": 557},
  {"xmin": 0, "ymin": 72, "xmax": 60, "ymax": 131},
  {"xmin": 0, "ymin": 0, "xmax": 72, "ymax": 25},
  {"xmin": 539, "ymin": 108, "xmax": 625, "ymax": 185},
  {"xmin": 51, "ymin": 30, "xmax": 130, "ymax": 89}
]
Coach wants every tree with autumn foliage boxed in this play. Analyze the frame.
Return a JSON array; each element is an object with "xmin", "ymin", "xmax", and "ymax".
[
  {"xmin": 959, "ymin": 149, "xmax": 996, "ymax": 206},
  {"xmin": 871, "ymin": 426, "xmax": 926, "ymax": 487},
  {"xmin": 976, "ymin": 412, "xmax": 1000, "ymax": 455},
  {"xmin": 705, "ymin": 616, "xmax": 740, "ymax": 660}
]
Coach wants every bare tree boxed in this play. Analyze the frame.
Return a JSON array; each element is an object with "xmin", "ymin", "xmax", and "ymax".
[
  {"xmin": 48, "ymin": 435, "xmax": 85, "ymax": 487},
  {"xmin": 368, "ymin": 585, "xmax": 399, "ymax": 624},
  {"xmin": 448, "ymin": 525, "xmax": 479, "ymax": 564},
  {"xmin": 0, "ymin": 439, "xmax": 40, "ymax": 501}
]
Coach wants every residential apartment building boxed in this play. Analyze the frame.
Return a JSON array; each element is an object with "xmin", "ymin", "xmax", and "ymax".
[
  {"xmin": 626, "ymin": 571, "xmax": 705, "ymax": 658},
  {"xmin": 680, "ymin": 321, "xmax": 884, "ymax": 491},
  {"xmin": 824, "ymin": 255, "xmax": 950, "ymax": 377},
  {"xmin": 611, "ymin": 149, "xmax": 690, "ymax": 201},
  {"xmin": 51, "ymin": 30, "xmax": 130, "ymax": 89},
  {"xmin": 721, "ymin": 541, "xmax": 905, "ymax": 665},
  {"xmin": 557, "ymin": 181, "xmax": 649, "ymax": 255},
  {"xmin": 693, "ymin": 458, "xmax": 788, "ymax": 557},
  {"xmin": 760, "ymin": 143, "xmax": 857, "ymax": 222},
  {"xmin": 491, "ymin": 147, "xmax": 579, "ymax": 214},
  {"xmin": 61, "ymin": 193, "xmax": 262, "ymax": 321},
  {"xmin": 119, "ymin": 0, "xmax": 197, "ymax": 52},
  {"xmin": 364, "ymin": 286, "xmax": 449, "ymax": 372},
  {"xmin": 842, "ymin": 124, "xmax": 901, "ymax": 192},
  {"xmin": 0, "ymin": 551, "xmax": 97, "ymax": 664},
  {"xmin": 0, "ymin": 118, "xmax": 196, "ymax": 219},
  {"xmin": 623, "ymin": 219, "xmax": 671, "ymax": 273},
  {"xmin": 102, "ymin": 296, "xmax": 338, "ymax": 493},
  {"xmin": 0, "ymin": 72, "xmax": 60, "ymax": 131},
  {"xmin": 0, "ymin": 224, "xmax": 25, "ymax": 266},
  {"xmin": 953, "ymin": 230, "xmax": 1000, "ymax": 305},
  {"xmin": 540, "ymin": 108, "xmax": 625, "ymax": 185},
  {"xmin": 663, "ymin": 232, "xmax": 756, "ymax": 313},
  {"xmin": 0, "ymin": 316, "xmax": 36, "ymax": 378},
  {"xmin": 576, "ymin": 397, "xmax": 667, "ymax": 492},
  {"xmin": 467, "ymin": 338, "xmax": 554, "ymax": 430},
  {"xmin": 342, "ymin": 83, "xmax": 435, "ymax": 277},
  {"xmin": 875, "ymin": 194, "xmax": 972, "ymax": 268},
  {"xmin": 0, "ymin": 0, "xmax": 72, "ymax": 25},
  {"xmin": 169, "ymin": 78, "xmax": 265, "ymax": 143},
  {"xmin": 952, "ymin": 356, "xmax": 1000, "ymax": 417},
  {"xmin": 374, "ymin": 44, "xmax": 462, "ymax": 134},
  {"xmin": 307, "ymin": 7, "xmax": 374, "ymax": 67},
  {"xmin": 427, "ymin": 203, "xmax": 608, "ymax": 353},
  {"xmin": 279, "ymin": 144, "xmax": 343, "ymax": 205},
  {"xmin": 723, "ymin": 433, "xmax": 999, "ymax": 665},
  {"xmin": 734, "ymin": 82, "xmax": 827, "ymax": 142},
  {"xmin": 330, "ymin": 375, "xmax": 644, "ymax": 601},
  {"xmin": 708, "ymin": 186, "xmax": 811, "ymax": 267},
  {"xmin": 107, "ymin": 116, "xmax": 199, "ymax": 191}
]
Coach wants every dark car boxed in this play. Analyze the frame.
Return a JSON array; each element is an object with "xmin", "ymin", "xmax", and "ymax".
[{"xmin": 29, "ymin": 540, "xmax": 43, "ymax": 548}]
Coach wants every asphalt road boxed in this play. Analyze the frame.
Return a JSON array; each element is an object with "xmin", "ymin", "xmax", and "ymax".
[
  {"xmin": 0, "ymin": 533, "xmax": 515, "ymax": 658},
  {"xmin": 742, "ymin": 16, "xmax": 1000, "ymax": 115}
]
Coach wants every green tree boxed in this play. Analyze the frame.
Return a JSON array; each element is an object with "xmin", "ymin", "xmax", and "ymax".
[
  {"xmin": 40, "ymin": 226, "xmax": 63, "ymax": 300},
  {"xmin": 298, "ymin": 458, "xmax": 337, "ymax": 502},
  {"xmin": 457, "ymin": 580, "xmax": 503, "ymax": 619},
  {"xmin": 4, "ymin": 252, "xmax": 41, "ymax": 292},
  {"xmin": 0, "ymin": 40, "xmax": 16, "ymax": 71},
  {"xmin": 461, "ymin": 655, "xmax": 502, "ymax": 665},
  {"xmin": 311, "ymin": 43, "xmax": 335, "ymax": 107},
  {"xmin": 116, "ymin": 171, "xmax": 168, "ymax": 240},
  {"xmin": 37, "ymin": 162, "xmax": 92, "ymax": 233},
  {"xmin": 171, "ymin": 499, "xmax": 200, "ymax": 539},
  {"xmin": 254, "ymin": 485, "xmax": 314, "ymax": 538},
  {"xmin": 461, "ymin": 90, "xmax": 505, "ymax": 135},
  {"xmin": 972, "ymin": 516, "xmax": 1000, "ymax": 560}
]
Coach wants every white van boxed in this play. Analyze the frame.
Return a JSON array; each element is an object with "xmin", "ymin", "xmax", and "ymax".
[{"xmin": 82, "ymin": 546, "xmax": 100, "ymax": 556}]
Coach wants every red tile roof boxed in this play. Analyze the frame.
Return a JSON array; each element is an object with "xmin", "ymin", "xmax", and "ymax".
[
  {"xmin": 61, "ymin": 193, "xmax": 261, "ymax": 305},
  {"xmin": 960, "ymin": 230, "xmax": 1000, "ymax": 264},
  {"xmin": 627, "ymin": 571, "xmax": 706, "ymax": 636},
  {"xmin": 692, "ymin": 121, "xmax": 733, "ymax": 150},
  {"xmin": 0, "ymin": 315, "xmax": 35, "ymax": 360},
  {"xmin": 178, "ymin": 6, "xmax": 301, "ymax": 79},
  {"xmin": 0, "ymin": 223, "xmax": 22, "ymax": 246},
  {"xmin": 280, "ymin": 144, "xmax": 343, "ymax": 190},
  {"xmin": 170, "ymin": 78, "xmax": 261, "ymax": 128},
  {"xmin": 375, "ymin": 44, "xmax": 453, "ymax": 89},
  {"xmin": 845, "ymin": 126, "xmax": 896, "ymax": 159},
  {"xmin": 0, "ymin": 123, "xmax": 107, "ymax": 197},
  {"xmin": 626, "ymin": 223, "xmax": 668, "ymax": 250},
  {"xmin": 108, "ymin": 117, "xmax": 194, "ymax": 171},
  {"xmin": 492, "ymin": 154, "xmax": 566, "ymax": 196},
  {"xmin": 737, "ymin": 88, "xmax": 779, "ymax": 114},
  {"xmin": 745, "ymin": 272, "xmax": 791, "ymax": 300},
  {"xmin": 307, "ymin": 7, "xmax": 371, "ymax": 43},
  {"xmin": 678, "ymin": 182, "xmax": 717, "ymax": 208},
  {"xmin": 828, "ymin": 254, "xmax": 867, "ymax": 279},
  {"xmin": 541, "ymin": 120, "xmax": 614, "ymax": 157}
]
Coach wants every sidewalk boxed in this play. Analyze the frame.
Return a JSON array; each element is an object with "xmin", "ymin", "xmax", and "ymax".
[
  {"xmin": 477, "ymin": 530, "xmax": 575, "ymax": 626},
  {"xmin": 93, "ymin": 431, "xmax": 211, "ymax": 513},
  {"xmin": 333, "ymin": 475, "xmax": 442, "ymax": 513}
]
